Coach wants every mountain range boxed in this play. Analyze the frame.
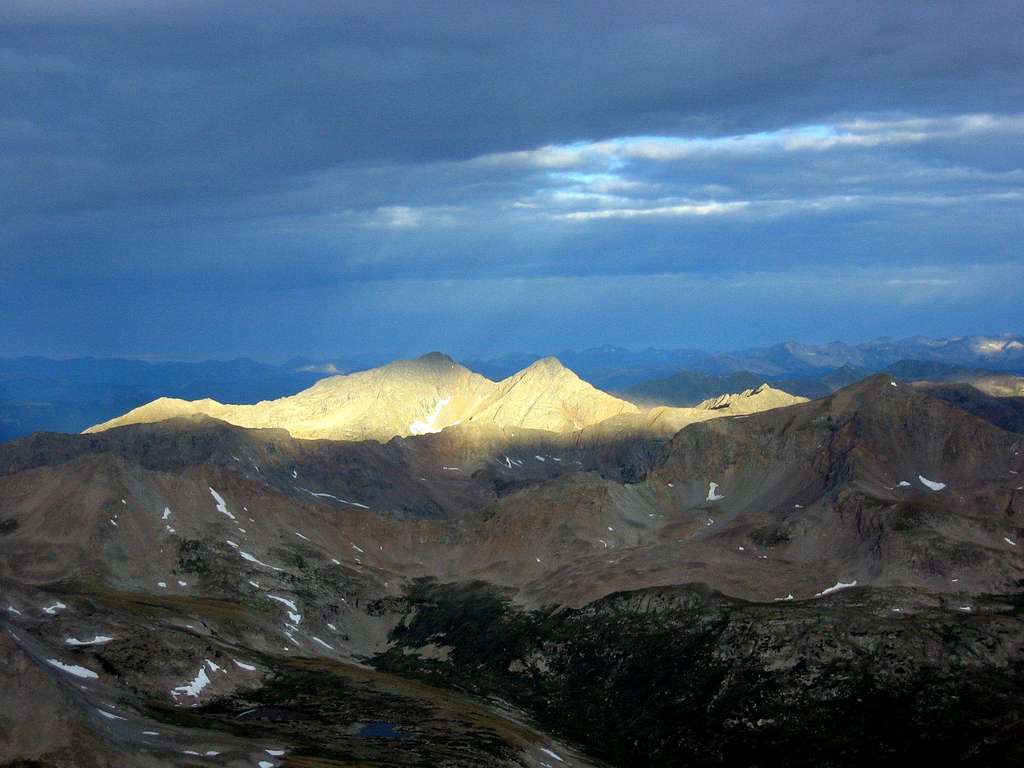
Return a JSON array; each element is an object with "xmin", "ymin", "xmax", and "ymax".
[
  {"xmin": 2, "ymin": 333, "xmax": 1022, "ymax": 443},
  {"xmin": 624, "ymin": 358, "xmax": 1024, "ymax": 405},
  {"xmin": 84, "ymin": 353, "xmax": 805, "ymax": 443},
  {"xmin": 467, "ymin": 332, "xmax": 1024, "ymax": 387},
  {"xmin": 2, "ymin": 350, "xmax": 1023, "ymax": 766}
]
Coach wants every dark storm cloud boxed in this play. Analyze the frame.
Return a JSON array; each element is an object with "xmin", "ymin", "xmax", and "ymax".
[
  {"xmin": 3, "ymin": 1, "xmax": 1022, "ymax": 211},
  {"xmin": 1, "ymin": 1, "xmax": 1022, "ymax": 358}
]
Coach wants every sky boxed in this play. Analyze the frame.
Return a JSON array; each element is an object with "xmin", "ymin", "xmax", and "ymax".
[{"xmin": 2, "ymin": 1, "xmax": 1023, "ymax": 361}]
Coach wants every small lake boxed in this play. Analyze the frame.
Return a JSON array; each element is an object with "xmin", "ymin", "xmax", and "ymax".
[{"xmin": 357, "ymin": 721, "xmax": 413, "ymax": 740}]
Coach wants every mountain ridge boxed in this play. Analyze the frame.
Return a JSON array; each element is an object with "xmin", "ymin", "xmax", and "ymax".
[
  {"xmin": 83, "ymin": 353, "xmax": 802, "ymax": 443},
  {"xmin": 2, "ymin": 371, "xmax": 1023, "ymax": 766}
]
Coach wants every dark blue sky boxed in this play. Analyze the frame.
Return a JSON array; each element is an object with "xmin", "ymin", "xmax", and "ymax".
[{"xmin": 2, "ymin": 1, "xmax": 1022, "ymax": 361}]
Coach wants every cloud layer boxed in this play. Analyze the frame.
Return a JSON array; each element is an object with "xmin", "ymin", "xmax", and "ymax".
[{"xmin": 1, "ymin": 1, "xmax": 1022, "ymax": 358}]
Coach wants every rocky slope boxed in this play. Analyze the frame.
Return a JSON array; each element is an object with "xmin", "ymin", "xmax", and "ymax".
[{"xmin": 3, "ymin": 375, "xmax": 1023, "ymax": 766}]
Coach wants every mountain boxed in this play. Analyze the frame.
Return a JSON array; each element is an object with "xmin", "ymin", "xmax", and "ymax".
[
  {"xmin": 625, "ymin": 358, "xmax": 1024, "ymax": 407},
  {"xmin": 465, "ymin": 333, "xmax": 1024, "ymax": 389},
  {"xmin": 3, "ymin": 374, "xmax": 1022, "ymax": 765},
  {"xmin": 6, "ymin": 334, "xmax": 1022, "ymax": 443},
  {"xmin": 914, "ymin": 382, "xmax": 1024, "ymax": 433},
  {"xmin": 463, "ymin": 357, "xmax": 639, "ymax": 433},
  {"xmin": 622, "ymin": 370, "xmax": 769, "ymax": 406},
  {"xmin": 464, "ymin": 345, "xmax": 707, "ymax": 389},
  {"xmin": 85, "ymin": 353, "xmax": 496, "ymax": 441},
  {"xmin": 689, "ymin": 334, "xmax": 1024, "ymax": 377},
  {"xmin": 88, "ymin": 354, "xmax": 762, "ymax": 443},
  {"xmin": 589, "ymin": 384, "xmax": 807, "ymax": 443}
]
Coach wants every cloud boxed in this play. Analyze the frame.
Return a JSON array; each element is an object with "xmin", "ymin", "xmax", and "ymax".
[
  {"xmin": 555, "ymin": 200, "xmax": 749, "ymax": 221},
  {"xmin": 480, "ymin": 113, "xmax": 1024, "ymax": 168},
  {"xmin": 1, "ymin": 2, "xmax": 1022, "ymax": 357}
]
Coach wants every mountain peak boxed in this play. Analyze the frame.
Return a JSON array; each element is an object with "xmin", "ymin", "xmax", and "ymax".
[
  {"xmin": 520, "ymin": 356, "xmax": 572, "ymax": 377},
  {"xmin": 415, "ymin": 351, "xmax": 457, "ymax": 367}
]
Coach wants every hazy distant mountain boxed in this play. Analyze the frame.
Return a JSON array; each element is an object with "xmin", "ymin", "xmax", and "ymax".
[
  {"xmin": 625, "ymin": 358, "xmax": 1024, "ymax": 407},
  {"xmin": 689, "ymin": 333, "xmax": 1024, "ymax": 377},
  {"xmin": 465, "ymin": 334, "xmax": 1024, "ymax": 390}
]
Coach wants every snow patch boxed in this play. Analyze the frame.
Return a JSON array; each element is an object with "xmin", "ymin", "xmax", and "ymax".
[
  {"xmin": 1004, "ymin": 537, "xmax": 1017, "ymax": 546},
  {"xmin": 42, "ymin": 602, "xmax": 67, "ymax": 615},
  {"xmin": 815, "ymin": 580, "xmax": 857, "ymax": 597},
  {"xmin": 239, "ymin": 551, "xmax": 284, "ymax": 571},
  {"xmin": 47, "ymin": 659, "xmax": 98, "ymax": 679},
  {"xmin": 209, "ymin": 487, "xmax": 236, "ymax": 519},
  {"xmin": 233, "ymin": 659, "xmax": 257, "ymax": 671},
  {"xmin": 918, "ymin": 475, "xmax": 946, "ymax": 491},
  {"xmin": 540, "ymin": 747, "xmax": 565, "ymax": 763},
  {"xmin": 301, "ymin": 488, "xmax": 369, "ymax": 509},
  {"xmin": 268, "ymin": 595, "xmax": 301, "ymax": 624},
  {"xmin": 706, "ymin": 482, "xmax": 724, "ymax": 502},
  {"xmin": 172, "ymin": 666, "xmax": 211, "ymax": 698},
  {"xmin": 65, "ymin": 635, "xmax": 113, "ymax": 646},
  {"xmin": 409, "ymin": 396, "xmax": 450, "ymax": 435}
]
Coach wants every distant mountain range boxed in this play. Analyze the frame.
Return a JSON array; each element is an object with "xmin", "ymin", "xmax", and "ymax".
[
  {"xmin": 624, "ymin": 359, "xmax": 1024, "ymax": 406},
  {"xmin": 468, "ymin": 333, "xmax": 1024, "ymax": 388},
  {"xmin": 2, "ymin": 332, "xmax": 1021, "ymax": 442},
  {"xmin": 85, "ymin": 353, "xmax": 805, "ymax": 443}
]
